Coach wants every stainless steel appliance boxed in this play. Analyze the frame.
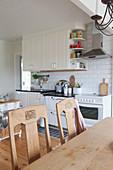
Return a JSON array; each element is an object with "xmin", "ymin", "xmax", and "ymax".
[
  {"xmin": 55, "ymin": 80, "xmax": 69, "ymax": 93},
  {"xmin": 75, "ymin": 94, "xmax": 111, "ymax": 128}
]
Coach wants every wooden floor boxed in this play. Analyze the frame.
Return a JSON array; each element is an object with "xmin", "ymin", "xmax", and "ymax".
[{"xmin": 0, "ymin": 127, "xmax": 60, "ymax": 170}]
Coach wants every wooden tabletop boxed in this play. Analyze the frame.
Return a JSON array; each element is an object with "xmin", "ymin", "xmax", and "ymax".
[
  {"xmin": 0, "ymin": 100, "xmax": 21, "ymax": 105},
  {"xmin": 23, "ymin": 117, "xmax": 113, "ymax": 170}
]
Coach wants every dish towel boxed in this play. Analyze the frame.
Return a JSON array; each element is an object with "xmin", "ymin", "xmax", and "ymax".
[{"xmin": 73, "ymin": 99, "xmax": 86, "ymax": 135}]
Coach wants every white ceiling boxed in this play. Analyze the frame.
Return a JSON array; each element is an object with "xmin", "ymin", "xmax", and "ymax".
[{"xmin": 0, "ymin": 0, "xmax": 91, "ymax": 41}]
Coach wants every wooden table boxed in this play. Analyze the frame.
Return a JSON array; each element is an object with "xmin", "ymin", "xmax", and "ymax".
[{"xmin": 23, "ymin": 117, "xmax": 113, "ymax": 170}]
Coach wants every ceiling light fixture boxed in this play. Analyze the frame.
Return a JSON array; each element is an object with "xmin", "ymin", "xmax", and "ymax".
[{"xmin": 91, "ymin": 0, "xmax": 113, "ymax": 36}]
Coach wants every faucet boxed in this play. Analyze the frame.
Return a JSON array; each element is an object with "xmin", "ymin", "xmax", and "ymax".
[{"xmin": 39, "ymin": 78, "xmax": 43, "ymax": 89}]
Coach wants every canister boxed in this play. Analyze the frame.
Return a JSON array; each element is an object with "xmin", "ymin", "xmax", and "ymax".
[
  {"xmin": 70, "ymin": 32, "xmax": 76, "ymax": 39},
  {"xmin": 68, "ymin": 87, "xmax": 72, "ymax": 95},
  {"xmin": 77, "ymin": 30, "xmax": 83, "ymax": 38},
  {"xmin": 70, "ymin": 53, "xmax": 76, "ymax": 58},
  {"xmin": 64, "ymin": 87, "xmax": 68, "ymax": 95}
]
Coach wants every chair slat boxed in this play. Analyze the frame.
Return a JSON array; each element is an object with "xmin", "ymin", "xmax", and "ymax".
[
  {"xmin": 8, "ymin": 105, "xmax": 52, "ymax": 170},
  {"xmin": 56, "ymin": 98, "xmax": 83, "ymax": 144}
]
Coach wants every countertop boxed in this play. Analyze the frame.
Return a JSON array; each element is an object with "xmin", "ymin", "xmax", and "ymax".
[
  {"xmin": 42, "ymin": 92, "xmax": 75, "ymax": 98},
  {"xmin": 0, "ymin": 100, "xmax": 21, "ymax": 105},
  {"xmin": 16, "ymin": 89, "xmax": 55, "ymax": 93},
  {"xmin": 16, "ymin": 89, "xmax": 75, "ymax": 98}
]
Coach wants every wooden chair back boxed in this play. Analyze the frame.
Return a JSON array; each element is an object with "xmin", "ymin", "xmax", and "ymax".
[
  {"xmin": 8, "ymin": 105, "xmax": 52, "ymax": 170},
  {"xmin": 56, "ymin": 98, "xmax": 82, "ymax": 145}
]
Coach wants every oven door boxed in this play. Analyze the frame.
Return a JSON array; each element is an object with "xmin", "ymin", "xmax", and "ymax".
[{"xmin": 78, "ymin": 103, "xmax": 103, "ymax": 128}]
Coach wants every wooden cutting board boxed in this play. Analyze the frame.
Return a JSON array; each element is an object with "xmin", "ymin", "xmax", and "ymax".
[
  {"xmin": 100, "ymin": 78, "xmax": 108, "ymax": 96},
  {"xmin": 70, "ymin": 75, "xmax": 75, "ymax": 88}
]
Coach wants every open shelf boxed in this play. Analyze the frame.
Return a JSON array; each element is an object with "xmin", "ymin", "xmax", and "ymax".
[
  {"xmin": 70, "ymin": 48, "xmax": 84, "ymax": 51},
  {"xmin": 70, "ymin": 38, "xmax": 85, "ymax": 41}
]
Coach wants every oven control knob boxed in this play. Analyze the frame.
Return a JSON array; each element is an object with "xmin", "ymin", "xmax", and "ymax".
[{"xmin": 92, "ymin": 99, "xmax": 95, "ymax": 103}]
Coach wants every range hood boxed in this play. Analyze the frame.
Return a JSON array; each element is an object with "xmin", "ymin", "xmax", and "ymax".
[{"xmin": 82, "ymin": 33, "xmax": 111, "ymax": 59}]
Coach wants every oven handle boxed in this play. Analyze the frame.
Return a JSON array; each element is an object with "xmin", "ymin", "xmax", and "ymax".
[{"xmin": 78, "ymin": 103, "xmax": 103, "ymax": 108}]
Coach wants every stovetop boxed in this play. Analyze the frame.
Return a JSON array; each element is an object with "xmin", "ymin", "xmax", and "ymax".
[{"xmin": 75, "ymin": 93, "xmax": 111, "ymax": 104}]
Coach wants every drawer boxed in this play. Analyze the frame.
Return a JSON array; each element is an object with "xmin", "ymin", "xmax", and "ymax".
[
  {"xmin": 7, "ymin": 103, "xmax": 14, "ymax": 110},
  {"xmin": 14, "ymin": 102, "xmax": 21, "ymax": 109}
]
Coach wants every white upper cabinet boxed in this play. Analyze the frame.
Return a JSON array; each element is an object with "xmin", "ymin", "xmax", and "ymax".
[
  {"xmin": 55, "ymin": 30, "xmax": 68, "ymax": 69},
  {"xmin": 43, "ymin": 32, "xmax": 56, "ymax": 70},
  {"xmin": 22, "ymin": 29, "xmax": 75, "ymax": 71},
  {"xmin": 32, "ymin": 35, "xmax": 44, "ymax": 71},
  {"xmin": 22, "ymin": 39, "xmax": 32, "ymax": 71}
]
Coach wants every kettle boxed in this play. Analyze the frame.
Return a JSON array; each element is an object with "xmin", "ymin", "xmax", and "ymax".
[
  {"xmin": 55, "ymin": 80, "xmax": 69, "ymax": 93},
  {"xmin": 56, "ymin": 84, "xmax": 62, "ymax": 92}
]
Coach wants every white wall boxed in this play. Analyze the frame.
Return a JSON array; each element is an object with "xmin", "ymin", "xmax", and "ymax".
[
  {"xmin": 0, "ymin": 40, "xmax": 22, "ymax": 99},
  {"xmin": 12, "ymin": 40, "xmax": 22, "ymax": 90},
  {"xmin": 0, "ymin": 40, "xmax": 14, "ymax": 98}
]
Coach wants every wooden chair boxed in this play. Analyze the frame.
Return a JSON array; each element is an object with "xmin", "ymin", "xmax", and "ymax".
[
  {"xmin": 8, "ymin": 105, "xmax": 52, "ymax": 170},
  {"xmin": 56, "ymin": 98, "xmax": 83, "ymax": 145}
]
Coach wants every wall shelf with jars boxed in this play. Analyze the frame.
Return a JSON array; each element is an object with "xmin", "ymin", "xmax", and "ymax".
[{"xmin": 68, "ymin": 29, "xmax": 87, "ymax": 70}]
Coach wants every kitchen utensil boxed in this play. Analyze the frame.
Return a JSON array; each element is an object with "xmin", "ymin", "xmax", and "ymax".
[
  {"xmin": 2, "ymin": 112, "xmax": 8, "ymax": 128},
  {"xmin": 77, "ymin": 30, "xmax": 83, "ymax": 38},
  {"xmin": 70, "ymin": 32, "xmax": 76, "ymax": 38},
  {"xmin": 70, "ymin": 53, "xmax": 76, "ymax": 58},
  {"xmin": 75, "ymin": 44, "xmax": 79, "ymax": 48},
  {"xmin": 55, "ymin": 80, "xmax": 69, "ymax": 93},
  {"xmin": 100, "ymin": 78, "xmax": 108, "ymax": 96},
  {"xmin": 0, "ymin": 93, "xmax": 9, "ymax": 102},
  {"xmin": 64, "ymin": 87, "xmax": 68, "ymax": 95},
  {"xmin": 68, "ymin": 87, "xmax": 72, "ymax": 95},
  {"xmin": 56, "ymin": 85, "xmax": 62, "ymax": 93},
  {"xmin": 70, "ymin": 75, "xmax": 75, "ymax": 88}
]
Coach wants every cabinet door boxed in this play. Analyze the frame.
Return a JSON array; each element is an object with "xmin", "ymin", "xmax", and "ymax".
[
  {"xmin": 15, "ymin": 92, "xmax": 28, "ymax": 108},
  {"xmin": 28, "ymin": 93, "xmax": 40, "ymax": 106},
  {"xmin": 32, "ymin": 35, "xmax": 44, "ymax": 71},
  {"xmin": 45, "ymin": 96, "xmax": 57, "ymax": 126},
  {"xmin": 22, "ymin": 39, "xmax": 32, "ymax": 71},
  {"xmin": 55, "ymin": 30, "xmax": 68, "ymax": 69},
  {"xmin": 43, "ymin": 33, "xmax": 56, "ymax": 70}
]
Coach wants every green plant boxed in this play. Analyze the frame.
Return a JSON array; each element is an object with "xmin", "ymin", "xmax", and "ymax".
[
  {"xmin": 32, "ymin": 74, "xmax": 39, "ymax": 79},
  {"xmin": 75, "ymin": 82, "xmax": 83, "ymax": 88}
]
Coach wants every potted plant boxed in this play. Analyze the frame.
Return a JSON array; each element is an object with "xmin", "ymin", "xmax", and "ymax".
[
  {"xmin": 32, "ymin": 74, "xmax": 39, "ymax": 89},
  {"xmin": 73, "ymin": 82, "xmax": 83, "ymax": 94}
]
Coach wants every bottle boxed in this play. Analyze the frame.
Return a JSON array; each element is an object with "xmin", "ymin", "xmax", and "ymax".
[
  {"xmin": 64, "ymin": 87, "xmax": 68, "ymax": 95},
  {"xmin": 68, "ymin": 86, "xmax": 72, "ymax": 95}
]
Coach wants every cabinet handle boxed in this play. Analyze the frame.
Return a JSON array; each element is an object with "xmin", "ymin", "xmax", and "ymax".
[
  {"xmin": 56, "ymin": 98, "xmax": 64, "ymax": 101},
  {"xmin": 52, "ymin": 63, "xmax": 54, "ymax": 69},
  {"xmin": 52, "ymin": 63, "xmax": 56, "ymax": 69},
  {"xmin": 29, "ymin": 64, "xmax": 34, "ymax": 71},
  {"xmin": 51, "ymin": 97, "xmax": 55, "ymax": 100},
  {"xmin": 54, "ymin": 63, "xmax": 56, "ymax": 69},
  {"xmin": 50, "ymin": 112, "xmax": 54, "ymax": 115}
]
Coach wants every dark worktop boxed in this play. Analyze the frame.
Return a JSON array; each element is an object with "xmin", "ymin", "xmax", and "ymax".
[
  {"xmin": 16, "ymin": 89, "xmax": 75, "ymax": 98},
  {"xmin": 16, "ymin": 89, "xmax": 55, "ymax": 93},
  {"xmin": 42, "ymin": 92, "xmax": 75, "ymax": 98}
]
